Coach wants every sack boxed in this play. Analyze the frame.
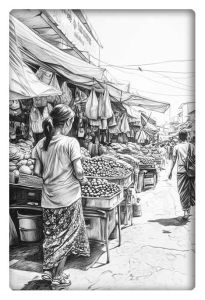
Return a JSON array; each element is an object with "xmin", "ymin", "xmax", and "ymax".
[
  {"xmin": 185, "ymin": 143, "xmax": 195, "ymax": 177},
  {"xmin": 85, "ymin": 89, "xmax": 99, "ymax": 120}
]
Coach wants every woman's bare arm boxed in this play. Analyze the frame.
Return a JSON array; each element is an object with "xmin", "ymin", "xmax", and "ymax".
[
  {"xmin": 73, "ymin": 158, "xmax": 88, "ymax": 185},
  {"xmin": 33, "ymin": 159, "xmax": 42, "ymax": 177}
]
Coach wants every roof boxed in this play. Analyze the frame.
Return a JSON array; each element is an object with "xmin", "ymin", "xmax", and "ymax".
[{"xmin": 178, "ymin": 101, "xmax": 195, "ymax": 109}]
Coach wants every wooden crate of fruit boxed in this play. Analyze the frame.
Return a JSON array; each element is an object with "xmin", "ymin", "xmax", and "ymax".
[
  {"xmin": 82, "ymin": 188, "xmax": 123, "ymax": 209},
  {"xmin": 87, "ymin": 171, "xmax": 133, "ymax": 189}
]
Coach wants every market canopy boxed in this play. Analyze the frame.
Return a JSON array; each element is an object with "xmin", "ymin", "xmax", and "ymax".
[
  {"xmin": 122, "ymin": 95, "xmax": 170, "ymax": 113},
  {"xmin": 10, "ymin": 15, "xmax": 105, "ymax": 83},
  {"xmin": 10, "ymin": 15, "xmax": 171, "ymax": 113},
  {"xmin": 9, "ymin": 18, "xmax": 62, "ymax": 100}
]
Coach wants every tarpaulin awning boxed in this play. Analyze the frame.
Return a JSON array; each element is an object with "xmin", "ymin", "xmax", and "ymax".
[
  {"xmin": 9, "ymin": 18, "xmax": 62, "ymax": 100},
  {"xmin": 10, "ymin": 15, "xmax": 105, "ymax": 83},
  {"xmin": 122, "ymin": 95, "xmax": 170, "ymax": 113},
  {"xmin": 10, "ymin": 15, "xmax": 171, "ymax": 114}
]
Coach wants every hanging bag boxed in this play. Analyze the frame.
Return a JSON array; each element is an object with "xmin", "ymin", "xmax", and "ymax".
[
  {"xmin": 85, "ymin": 89, "xmax": 99, "ymax": 120},
  {"xmin": 185, "ymin": 143, "xmax": 195, "ymax": 178}
]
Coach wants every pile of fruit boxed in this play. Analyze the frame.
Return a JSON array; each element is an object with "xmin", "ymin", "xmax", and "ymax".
[
  {"xmin": 81, "ymin": 178, "xmax": 120, "ymax": 198},
  {"xmin": 9, "ymin": 140, "xmax": 35, "ymax": 175},
  {"xmin": 136, "ymin": 156, "xmax": 155, "ymax": 165},
  {"xmin": 82, "ymin": 156, "xmax": 131, "ymax": 178},
  {"xmin": 81, "ymin": 147, "xmax": 91, "ymax": 158}
]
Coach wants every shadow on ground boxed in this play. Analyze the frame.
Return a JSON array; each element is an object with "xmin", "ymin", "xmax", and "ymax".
[
  {"xmin": 148, "ymin": 217, "xmax": 190, "ymax": 227},
  {"xmin": 22, "ymin": 278, "xmax": 71, "ymax": 290}
]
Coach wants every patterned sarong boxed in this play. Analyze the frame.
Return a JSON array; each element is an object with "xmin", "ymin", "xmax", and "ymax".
[
  {"xmin": 177, "ymin": 172, "xmax": 195, "ymax": 211},
  {"xmin": 42, "ymin": 198, "xmax": 90, "ymax": 270}
]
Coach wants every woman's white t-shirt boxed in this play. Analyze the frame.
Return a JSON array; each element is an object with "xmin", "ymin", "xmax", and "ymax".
[{"xmin": 32, "ymin": 135, "xmax": 82, "ymax": 208}]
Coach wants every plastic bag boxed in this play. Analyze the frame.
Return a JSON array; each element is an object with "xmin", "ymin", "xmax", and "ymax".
[
  {"xmin": 85, "ymin": 89, "xmax": 99, "ymax": 120},
  {"xmin": 108, "ymin": 113, "xmax": 117, "ymax": 127},
  {"xmin": 30, "ymin": 106, "xmax": 43, "ymax": 133},
  {"xmin": 47, "ymin": 74, "xmax": 61, "ymax": 104},
  {"xmin": 60, "ymin": 82, "xmax": 72, "ymax": 105},
  {"xmin": 36, "ymin": 67, "xmax": 53, "ymax": 85},
  {"xmin": 98, "ymin": 89, "xmax": 113, "ymax": 119},
  {"xmin": 120, "ymin": 114, "xmax": 130, "ymax": 133}
]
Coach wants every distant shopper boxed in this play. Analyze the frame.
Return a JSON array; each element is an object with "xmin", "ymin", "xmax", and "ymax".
[
  {"xmin": 160, "ymin": 144, "xmax": 167, "ymax": 169},
  {"xmin": 168, "ymin": 130, "xmax": 195, "ymax": 220},
  {"xmin": 32, "ymin": 104, "xmax": 90, "ymax": 288}
]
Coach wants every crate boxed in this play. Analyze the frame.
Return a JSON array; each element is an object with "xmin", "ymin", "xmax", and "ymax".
[
  {"xmin": 87, "ymin": 171, "xmax": 133, "ymax": 189},
  {"xmin": 18, "ymin": 174, "xmax": 43, "ymax": 189},
  {"xmin": 82, "ymin": 188, "xmax": 123, "ymax": 209}
]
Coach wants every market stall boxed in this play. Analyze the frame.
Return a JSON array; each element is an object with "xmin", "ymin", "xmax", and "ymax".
[{"xmin": 9, "ymin": 14, "xmax": 169, "ymax": 263}]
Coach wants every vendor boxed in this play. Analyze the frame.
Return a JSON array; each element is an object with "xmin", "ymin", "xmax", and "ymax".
[{"xmin": 32, "ymin": 104, "xmax": 90, "ymax": 288}]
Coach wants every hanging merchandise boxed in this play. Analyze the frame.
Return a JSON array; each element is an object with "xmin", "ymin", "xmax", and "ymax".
[
  {"xmin": 59, "ymin": 81, "xmax": 72, "ymax": 106},
  {"xmin": 85, "ymin": 89, "xmax": 99, "ymax": 120},
  {"xmin": 101, "ymin": 119, "xmax": 108, "ymax": 130},
  {"xmin": 109, "ymin": 113, "xmax": 120, "ymax": 134},
  {"xmin": 9, "ymin": 100, "xmax": 22, "ymax": 116},
  {"xmin": 47, "ymin": 74, "xmax": 61, "ymax": 104},
  {"xmin": 108, "ymin": 113, "xmax": 117, "ymax": 127},
  {"xmin": 20, "ymin": 99, "xmax": 33, "ymax": 113},
  {"xmin": 120, "ymin": 113, "xmax": 130, "ymax": 133},
  {"xmin": 29, "ymin": 106, "xmax": 43, "ymax": 133},
  {"xmin": 98, "ymin": 88, "xmax": 113, "ymax": 119},
  {"xmin": 9, "ymin": 121, "xmax": 17, "ymax": 140},
  {"xmin": 42, "ymin": 103, "xmax": 53, "ymax": 119},
  {"xmin": 90, "ymin": 119, "xmax": 101, "ymax": 127},
  {"xmin": 77, "ymin": 112, "xmax": 85, "ymax": 138},
  {"xmin": 36, "ymin": 67, "xmax": 53, "ymax": 85},
  {"xmin": 33, "ymin": 96, "xmax": 48, "ymax": 107}
]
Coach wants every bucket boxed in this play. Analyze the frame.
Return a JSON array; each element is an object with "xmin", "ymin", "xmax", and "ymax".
[
  {"xmin": 133, "ymin": 198, "xmax": 142, "ymax": 217},
  {"xmin": 17, "ymin": 210, "xmax": 43, "ymax": 242},
  {"xmin": 19, "ymin": 228, "xmax": 43, "ymax": 242}
]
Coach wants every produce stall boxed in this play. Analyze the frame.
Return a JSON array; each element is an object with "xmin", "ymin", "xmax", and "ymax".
[
  {"xmin": 82, "ymin": 155, "xmax": 134, "ymax": 225},
  {"xmin": 10, "ymin": 174, "xmax": 124, "ymax": 263}
]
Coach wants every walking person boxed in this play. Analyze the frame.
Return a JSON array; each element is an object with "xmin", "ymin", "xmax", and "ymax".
[
  {"xmin": 32, "ymin": 104, "xmax": 90, "ymax": 288},
  {"xmin": 159, "ymin": 144, "xmax": 167, "ymax": 170},
  {"xmin": 168, "ymin": 130, "xmax": 195, "ymax": 220}
]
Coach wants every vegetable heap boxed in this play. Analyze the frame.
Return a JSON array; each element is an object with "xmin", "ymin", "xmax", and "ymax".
[
  {"xmin": 82, "ymin": 156, "xmax": 131, "ymax": 177},
  {"xmin": 9, "ymin": 140, "xmax": 35, "ymax": 175},
  {"xmin": 81, "ymin": 178, "xmax": 120, "ymax": 198}
]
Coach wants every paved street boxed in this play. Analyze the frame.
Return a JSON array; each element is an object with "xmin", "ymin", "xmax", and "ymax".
[{"xmin": 10, "ymin": 166, "xmax": 195, "ymax": 290}]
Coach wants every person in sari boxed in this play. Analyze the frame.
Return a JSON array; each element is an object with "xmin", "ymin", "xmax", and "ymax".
[
  {"xmin": 32, "ymin": 104, "xmax": 90, "ymax": 288},
  {"xmin": 168, "ymin": 130, "xmax": 195, "ymax": 220}
]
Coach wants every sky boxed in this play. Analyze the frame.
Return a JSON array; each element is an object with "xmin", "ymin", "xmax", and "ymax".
[{"xmin": 85, "ymin": 10, "xmax": 195, "ymax": 125}]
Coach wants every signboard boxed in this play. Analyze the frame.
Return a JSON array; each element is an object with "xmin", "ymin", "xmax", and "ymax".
[{"xmin": 48, "ymin": 10, "xmax": 100, "ymax": 63}]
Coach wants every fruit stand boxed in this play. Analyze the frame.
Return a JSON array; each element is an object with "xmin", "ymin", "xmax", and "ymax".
[
  {"xmin": 9, "ymin": 174, "xmax": 124, "ymax": 264},
  {"xmin": 82, "ymin": 156, "xmax": 134, "ymax": 226}
]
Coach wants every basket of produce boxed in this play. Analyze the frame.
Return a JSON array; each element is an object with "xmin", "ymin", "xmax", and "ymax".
[
  {"xmin": 82, "ymin": 178, "xmax": 123, "ymax": 209},
  {"xmin": 9, "ymin": 140, "xmax": 35, "ymax": 176},
  {"xmin": 82, "ymin": 156, "xmax": 133, "ymax": 188},
  {"xmin": 17, "ymin": 174, "xmax": 43, "ymax": 189}
]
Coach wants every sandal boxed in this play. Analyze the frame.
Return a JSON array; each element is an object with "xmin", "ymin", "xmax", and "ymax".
[
  {"xmin": 42, "ymin": 271, "xmax": 52, "ymax": 282},
  {"xmin": 52, "ymin": 273, "xmax": 71, "ymax": 287}
]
